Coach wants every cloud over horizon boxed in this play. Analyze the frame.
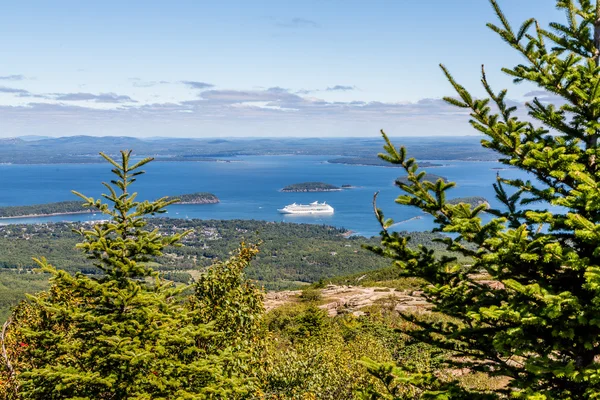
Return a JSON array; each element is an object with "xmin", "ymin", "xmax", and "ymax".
[
  {"xmin": 130, "ymin": 79, "xmax": 170, "ymax": 88},
  {"xmin": 0, "ymin": 86, "xmax": 31, "ymax": 95},
  {"xmin": 326, "ymin": 85, "xmax": 356, "ymax": 91},
  {"xmin": 181, "ymin": 81, "xmax": 215, "ymax": 90},
  {"xmin": 277, "ymin": 17, "xmax": 320, "ymax": 29},
  {"xmin": 0, "ymin": 75, "xmax": 26, "ymax": 81},
  {"xmin": 52, "ymin": 92, "xmax": 137, "ymax": 103},
  {"xmin": 0, "ymin": 79, "xmax": 513, "ymax": 138}
]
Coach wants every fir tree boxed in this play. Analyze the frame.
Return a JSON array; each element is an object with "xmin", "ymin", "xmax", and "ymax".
[
  {"xmin": 4, "ymin": 151, "xmax": 252, "ymax": 399},
  {"xmin": 190, "ymin": 243, "xmax": 266, "ymax": 381},
  {"xmin": 362, "ymin": 0, "xmax": 600, "ymax": 398}
]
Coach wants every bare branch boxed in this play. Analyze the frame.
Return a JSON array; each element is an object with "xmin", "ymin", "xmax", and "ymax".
[{"xmin": 1, "ymin": 316, "xmax": 15, "ymax": 379}]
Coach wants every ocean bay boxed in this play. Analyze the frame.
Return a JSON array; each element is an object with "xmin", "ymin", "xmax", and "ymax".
[{"xmin": 0, "ymin": 155, "xmax": 527, "ymax": 236}]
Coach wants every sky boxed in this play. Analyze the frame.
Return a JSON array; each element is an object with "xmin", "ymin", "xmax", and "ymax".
[{"xmin": 0, "ymin": 0, "xmax": 563, "ymax": 138}]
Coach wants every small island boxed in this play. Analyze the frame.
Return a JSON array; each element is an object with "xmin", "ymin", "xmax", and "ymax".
[
  {"xmin": 447, "ymin": 196, "xmax": 490, "ymax": 208},
  {"xmin": 165, "ymin": 192, "xmax": 220, "ymax": 204},
  {"xmin": 281, "ymin": 182, "xmax": 341, "ymax": 192},
  {"xmin": 395, "ymin": 174, "xmax": 448, "ymax": 186},
  {"xmin": 329, "ymin": 157, "xmax": 443, "ymax": 168},
  {"xmin": 0, "ymin": 192, "xmax": 219, "ymax": 219}
]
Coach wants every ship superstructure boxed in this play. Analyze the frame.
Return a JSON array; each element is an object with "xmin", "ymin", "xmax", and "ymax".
[{"xmin": 278, "ymin": 201, "xmax": 334, "ymax": 214}]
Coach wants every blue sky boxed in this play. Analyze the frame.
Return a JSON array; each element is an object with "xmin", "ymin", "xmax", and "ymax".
[{"xmin": 0, "ymin": 0, "xmax": 562, "ymax": 138}]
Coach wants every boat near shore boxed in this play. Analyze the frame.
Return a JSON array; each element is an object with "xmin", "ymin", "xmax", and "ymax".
[{"xmin": 278, "ymin": 201, "xmax": 334, "ymax": 215}]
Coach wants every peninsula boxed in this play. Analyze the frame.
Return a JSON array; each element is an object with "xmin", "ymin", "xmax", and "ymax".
[
  {"xmin": 281, "ymin": 182, "xmax": 341, "ymax": 192},
  {"xmin": 0, "ymin": 193, "xmax": 219, "ymax": 219}
]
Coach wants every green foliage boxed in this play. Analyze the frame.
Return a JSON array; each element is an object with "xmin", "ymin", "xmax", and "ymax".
[
  {"xmin": 0, "ymin": 219, "xmax": 390, "ymax": 291},
  {"xmin": 0, "ymin": 273, "xmax": 48, "ymax": 322},
  {"xmin": 395, "ymin": 174, "xmax": 447, "ymax": 186},
  {"xmin": 266, "ymin": 303, "xmax": 328, "ymax": 340},
  {"xmin": 1, "ymin": 151, "xmax": 256, "ymax": 399},
  {"xmin": 365, "ymin": 0, "xmax": 600, "ymax": 398},
  {"xmin": 262, "ymin": 305, "xmax": 396, "ymax": 399},
  {"xmin": 0, "ymin": 220, "xmax": 393, "ymax": 320},
  {"xmin": 300, "ymin": 287, "xmax": 323, "ymax": 303},
  {"xmin": 190, "ymin": 243, "xmax": 266, "ymax": 378},
  {"xmin": 445, "ymin": 196, "xmax": 489, "ymax": 208}
]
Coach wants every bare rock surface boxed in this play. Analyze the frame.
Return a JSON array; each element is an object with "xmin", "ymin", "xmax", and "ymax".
[{"xmin": 264, "ymin": 284, "xmax": 430, "ymax": 317}]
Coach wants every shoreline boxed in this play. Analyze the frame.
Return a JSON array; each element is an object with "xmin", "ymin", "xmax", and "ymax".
[
  {"xmin": 326, "ymin": 161, "xmax": 445, "ymax": 168},
  {"xmin": 0, "ymin": 210, "xmax": 93, "ymax": 220},
  {"xmin": 389, "ymin": 216, "xmax": 423, "ymax": 228},
  {"xmin": 0, "ymin": 157, "xmax": 503, "ymax": 166},
  {"xmin": 0, "ymin": 201, "xmax": 219, "ymax": 220},
  {"xmin": 177, "ymin": 201, "xmax": 219, "ymax": 205}
]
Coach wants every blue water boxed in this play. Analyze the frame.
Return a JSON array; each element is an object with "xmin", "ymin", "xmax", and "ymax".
[{"xmin": 0, "ymin": 156, "xmax": 529, "ymax": 237}]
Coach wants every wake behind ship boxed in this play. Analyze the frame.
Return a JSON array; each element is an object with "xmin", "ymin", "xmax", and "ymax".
[{"xmin": 278, "ymin": 201, "xmax": 334, "ymax": 215}]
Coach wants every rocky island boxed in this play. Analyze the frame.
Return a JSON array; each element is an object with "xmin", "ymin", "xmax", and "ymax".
[
  {"xmin": 0, "ymin": 192, "xmax": 219, "ymax": 219},
  {"xmin": 281, "ymin": 182, "xmax": 341, "ymax": 192}
]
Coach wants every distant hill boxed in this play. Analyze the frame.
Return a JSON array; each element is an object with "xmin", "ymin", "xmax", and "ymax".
[
  {"xmin": 0, "ymin": 138, "xmax": 24, "ymax": 145},
  {"xmin": 17, "ymin": 135, "xmax": 52, "ymax": 141},
  {"xmin": 0, "ymin": 135, "xmax": 498, "ymax": 164}
]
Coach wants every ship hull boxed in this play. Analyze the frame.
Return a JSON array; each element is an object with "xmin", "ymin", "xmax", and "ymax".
[{"xmin": 278, "ymin": 209, "xmax": 334, "ymax": 214}]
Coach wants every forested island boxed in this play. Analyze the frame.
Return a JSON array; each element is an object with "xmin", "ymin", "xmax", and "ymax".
[
  {"xmin": 0, "ymin": 201, "xmax": 92, "ymax": 219},
  {"xmin": 165, "ymin": 192, "xmax": 219, "ymax": 204},
  {"xmin": 447, "ymin": 196, "xmax": 490, "ymax": 208},
  {"xmin": 329, "ymin": 157, "xmax": 443, "ymax": 168},
  {"xmin": 0, "ymin": 192, "xmax": 219, "ymax": 219},
  {"xmin": 395, "ymin": 173, "xmax": 448, "ymax": 186},
  {"xmin": 281, "ymin": 182, "xmax": 341, "ymax": 192}
]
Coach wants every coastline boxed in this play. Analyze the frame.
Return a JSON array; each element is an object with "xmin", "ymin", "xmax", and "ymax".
[
  {"xmin": 0, "ymin": 210, "xmax": 93, "ymax": 220},
  {"xmin": 0, "ymin": 200, "xmax": 219, "ymax": 220},
  {"xmin": 326, "ymin": 161, "xmax": 445, "ymax": 168},
  {"xmin": 389, "ymin": 216, "xmax": 423, "ymax": 228}
]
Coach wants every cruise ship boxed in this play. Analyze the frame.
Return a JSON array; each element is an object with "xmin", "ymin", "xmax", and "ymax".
[{"xmin": 278, "ymin": 201, "xmax": 334, "ymax": 215}]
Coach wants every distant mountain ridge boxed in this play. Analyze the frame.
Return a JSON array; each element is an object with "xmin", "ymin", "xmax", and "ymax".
[{"xmin": 0, "ymin": 135, "xmax": 497, "ymax": 164}]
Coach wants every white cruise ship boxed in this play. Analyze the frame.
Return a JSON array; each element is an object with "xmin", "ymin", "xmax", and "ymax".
[{"xmin": 278, "ymin": 201, "xmax": 334, "ymax": 215}]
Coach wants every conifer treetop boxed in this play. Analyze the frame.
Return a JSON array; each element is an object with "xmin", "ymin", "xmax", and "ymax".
[
  {"xmin": 70, "ymin": 150, "xmax": 189, "ymax": 279},
  {"xmin": 362, "ymin": 0, "xmax": 600, "ymax": 398}
]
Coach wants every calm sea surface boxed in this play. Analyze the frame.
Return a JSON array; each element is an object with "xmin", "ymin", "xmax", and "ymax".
[{"xmin": 0, "ymin": 156, "xmax": 529, "ymax": 237}]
